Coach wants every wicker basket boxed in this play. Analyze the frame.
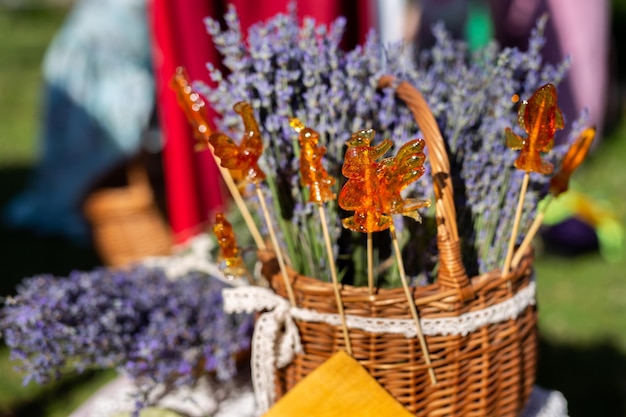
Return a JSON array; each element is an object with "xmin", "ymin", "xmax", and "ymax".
[
  {"xmin": 260, "ymin": 77, "xmax": 538, "ymax": 416},
  {"xmin": 83, "ymin": 164, "xmax": 172, "ymax": 267}
]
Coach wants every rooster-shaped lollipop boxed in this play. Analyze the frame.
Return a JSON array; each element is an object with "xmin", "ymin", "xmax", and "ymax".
[{"xmin": 209, "ymin": 102, "xmax": 266, "ymax": 184}]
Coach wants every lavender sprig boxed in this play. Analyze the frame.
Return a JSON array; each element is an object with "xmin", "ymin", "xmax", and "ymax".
[{"xmin": 1, "ymin": 266, "xmax": 252, "ymax": 409}]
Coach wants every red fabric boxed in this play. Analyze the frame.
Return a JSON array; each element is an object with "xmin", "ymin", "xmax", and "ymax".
[
  {"xmin": 149, "ymin": 0, "xmax": 375, "ymax": 244},
  {"xmin": 150, "ymin": 0, "xmax": 225, "ymax": 243}
]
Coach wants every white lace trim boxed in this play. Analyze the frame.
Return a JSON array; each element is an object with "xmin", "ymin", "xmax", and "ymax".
[
  {"xmin": 223, "ymin": 281, "xmax": 536, "ymax": 412},
  {"xmin": 291, "ymin": 281, "xmax": 535, "ymax": 338},
  {"xmin": 223, "ymin": 287, "xmax": 302, "ymax": 413}
]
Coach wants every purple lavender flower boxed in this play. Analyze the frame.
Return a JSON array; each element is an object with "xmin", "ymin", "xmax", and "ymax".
[
  {"xmin": 199, "ymin": 5, "xmax": 577, "ymax": 281},
  {"xmin": 1, "ymin": 265, "xmax": 252, "ymax": 410}
]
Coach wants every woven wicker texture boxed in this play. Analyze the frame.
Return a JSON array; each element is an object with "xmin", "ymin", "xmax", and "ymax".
[
  {"xmin": 84, "ymin": 165, "xmax": 172, "ymax": 267},
  {"xmin": 261, "ymin": 78, "xmax": 538, "ymax": 416}
]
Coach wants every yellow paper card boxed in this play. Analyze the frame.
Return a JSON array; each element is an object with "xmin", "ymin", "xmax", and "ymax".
[{"xmin": 263, "ymin": 350, "xmax": 414, "ymax": 417}]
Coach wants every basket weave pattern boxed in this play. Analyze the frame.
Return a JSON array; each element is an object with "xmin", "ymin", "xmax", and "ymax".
[
  {"xmin": 261, "ymin": 78, "xmax": 538, "ymax": 416},
  {"xmin": 84, "ymin": 165, "xmax": 172, "ymax": 267},
  {"xmin": 265, "ymin": 256, "xmax": 536, "ymax": 416}
]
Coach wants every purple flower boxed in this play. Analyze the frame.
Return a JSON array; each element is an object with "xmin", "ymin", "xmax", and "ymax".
[
  {"xmin": 200, "ymin": 5, "xmax": 577, "ymax": 281},
  {"xmin": 1, "ymin": 265, "xmax": 252, "ymax": 410}
]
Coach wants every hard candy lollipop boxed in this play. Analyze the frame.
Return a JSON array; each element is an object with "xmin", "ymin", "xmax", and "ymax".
[
  {"xmin": 290, "ymin": 118, "xmax": 336, "ymax": 204},
  {"xmin": 170, "ymin": 71, "xmax": 266, "ymax": 250},
  {"xmin": 512, "ymin": 126, "xmax": 596, "ymax": 268},
  {"xmin": 170, "ymin": 66, "xmax": 212, "ymax": 149},
  {"xmin": 549, "ymin": 126, "xmax": 596, "ymax": 197},
  {"xmin": 339, "ymin": 132, "xmax": 436, "ymax": 383},
  {"xmin": 209, "ymin": 101, "xmax": 266, "ymax": 184},
  {"xmin": 505, "ymin": 83, "xmax": 564, "ymax": 174},
  {"xmin": 290, "ymin": 118, "xmax": 352, "ymax": 354},
  {"xmin": 210, "ymin": 102, "xmax": 295, "ymax": 305},
  {"xmin": 502, "ymin": 84, "xmax": 564, "ymax": 275},
  {"xmin": 378, "ymin": 138, "xmax": 430, "ymax": 221},
  {"xmin": 338, "ymin": 129, "xmax": 393, "ymax": 233},
  {"xmin": 212, "ymin": 212, "xmax": 246, "ymax": 276}
]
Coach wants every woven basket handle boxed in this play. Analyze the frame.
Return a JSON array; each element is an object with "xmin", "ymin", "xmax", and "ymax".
[{"xmin": 378, "ymin": 76, "xmax": 475, "ymax": 301}]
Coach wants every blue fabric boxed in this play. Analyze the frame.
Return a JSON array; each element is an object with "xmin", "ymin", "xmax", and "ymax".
[{"xmin": 3, "ymin": 0, "xmax": 154, "ymax": 243}]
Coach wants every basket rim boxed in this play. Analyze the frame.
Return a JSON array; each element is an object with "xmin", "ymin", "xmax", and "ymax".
[{"xmin": 259, "ymin": 247, "xmax": 534, "ymax": 308}]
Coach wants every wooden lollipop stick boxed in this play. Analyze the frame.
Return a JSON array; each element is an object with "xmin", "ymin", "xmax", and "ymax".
[
  {"xmin": 502, "ymin": 172, "xmax": 530, "ymax": 275},
  {"xmin": 208, "ymin": 148, "xmax": 266, "ymax": 250},
  {"xmin": 390, "ymin": 226, "xmax": 437, "ymax": 385},
  {"xmin": 255, "ymin": 184, "xmax": 296, "ymax": 306},
  {"xmin": 367, "ymin": 232, "xmax": 374, "ymax": 295},
  {"xmin": 318, "ymin": 205, "xmax": 352, "ymax": 355},
  {"xmin": 511, "ymin": 195, "xmax": 555, "ymax": 269}
]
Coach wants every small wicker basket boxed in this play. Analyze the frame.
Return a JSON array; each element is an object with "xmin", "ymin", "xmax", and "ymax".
[
  {"xmin": 83, "ymin": 164, "xmax": 172, "ymax": 267},
  {"xmin": 260, "ymin": 77, "xmax": 538, "ymax": 416}
]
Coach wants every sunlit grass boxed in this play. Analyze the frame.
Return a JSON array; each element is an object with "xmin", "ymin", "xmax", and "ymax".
[{"xmin": 0, "ymin": 6, "xmax": 66, "ymax": 166}]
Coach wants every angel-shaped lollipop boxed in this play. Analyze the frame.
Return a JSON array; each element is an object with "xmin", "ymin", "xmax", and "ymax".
[
  {"xmin": 338, "ymin": 129, "xmax": 393, "ymax": 233},
  {"xmin": 338, "ymin": 130, "xmax": 436, "ymax": 383}
]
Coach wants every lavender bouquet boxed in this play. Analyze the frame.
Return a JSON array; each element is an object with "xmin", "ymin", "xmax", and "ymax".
[
  {"xmin": 199, "ymin": 5, "xmax": 585, "ymax": 285},
  {"xmin": 0, "ymin": 265, "xmax": 252, "ymax": 408}
]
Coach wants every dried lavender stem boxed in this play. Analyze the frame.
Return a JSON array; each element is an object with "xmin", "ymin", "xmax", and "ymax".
[
  {"xmin": 318, "ymin": 205, "xmax": 352, "ymax": 355},
  {"xmin": 390, "ymin": 226, "xmax": 437, "ymax": 385},
  {"xmin": 367, "ymin": 232, "xmax": 374, "ymax": 295},
  {"xmin": 512, "ymin": 194, "xmax": 554, "ymax": 268},
  {"xmin": 255, "ymin": 185, "xmax": 296, "ymax": 306},
  {"xmin": 220, "ymin": 168, "xmax": 266, "ymax": 250},
  {"xmin": 502, "ymin": 172, "xmax": 530, "ymax": 275}
]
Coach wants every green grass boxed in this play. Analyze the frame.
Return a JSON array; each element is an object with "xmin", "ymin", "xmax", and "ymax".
[
  {"xmin": 0, "ymin": 6, "xmax": 67, "ymax": 165},
  {"xmin": 534, "ymin": 120, "xmax": 626, "ymax": 349},
  {"xmin": 0, "ymin": 3, "xmax": 625, "ymax": 417}
]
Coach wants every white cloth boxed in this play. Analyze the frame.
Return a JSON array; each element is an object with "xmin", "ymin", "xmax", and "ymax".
[{"xmin": 68, "ymin": 373, "xmax": 567, "ymax": 417}]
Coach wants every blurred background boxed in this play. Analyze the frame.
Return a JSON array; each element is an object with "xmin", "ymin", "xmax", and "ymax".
[{"xmin": 0, "ymin": 0, "xmax": 625, "ymax": 416}]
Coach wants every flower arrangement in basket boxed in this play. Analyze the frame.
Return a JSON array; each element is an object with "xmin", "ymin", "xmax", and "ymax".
[{"xmin": 170, "ymin": 5, "xmax": 597, "ymax": 417}]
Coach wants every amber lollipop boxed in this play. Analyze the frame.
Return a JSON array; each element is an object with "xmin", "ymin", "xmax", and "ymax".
[
  {"xmin": 338, "ymin": 132, "xmax": 436, "ymax": 384},
  {"xmin": 338, "ymin": 129, "xmax": 393, "ymax": 294},
  {"xmin": 512, "ymin": 126, "xmax": 596, "ymax": 268},
  {"xmin": 209, "ymin": 102, "xmax": 296, "ymax": 306},
  {"xmin": 170, "ymin": 67, "xmax": 265, "ymax": 250},
  {"xmin": 212, "ymin": 212, "xmax": 248, "ymax": 278},
  {"xmin": 291, "ymin": 117, "xmax": 351, "ymax": 355},
  {"xmin": 502, "ymin": 84, "xmax": 564, "ymax": 276},
  {"xmin": 379, "ymin": 138, "xmax": 435, "ymax": 385},
  {"xmin": 378, "ymin": 138, "xmax": 431, "ymax": 220}
]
